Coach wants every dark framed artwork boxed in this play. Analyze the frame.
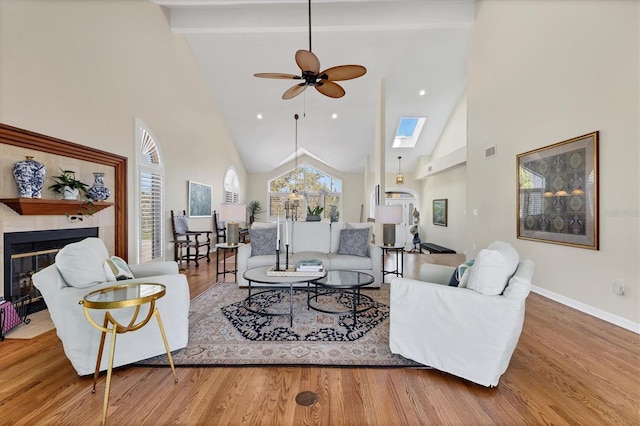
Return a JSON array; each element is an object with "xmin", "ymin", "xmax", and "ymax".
[
  {"xmin": 517, "ymin": 131, "xmax": 599, "ymax": 249},
  {"xmin": 188, "ymin": 181, "xmax": 212, "ymax": 217},
  {"xmin": 432, "ymin": 199, "xmax": 448, "ymax": 226}
]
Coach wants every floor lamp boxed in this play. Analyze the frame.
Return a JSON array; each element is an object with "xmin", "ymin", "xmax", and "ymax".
[
  {"xmin": 376, "ymin": 204, "xmax": 403, "ymax": 246},
  {"xmin": 219, "ymin": 203, "xmax": 246, "ymax": 245}
]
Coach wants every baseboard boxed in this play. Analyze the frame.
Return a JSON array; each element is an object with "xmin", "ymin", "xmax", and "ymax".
[{"xmin": 532, "ymin": 286, "xmax": 640, "ymax": 334}]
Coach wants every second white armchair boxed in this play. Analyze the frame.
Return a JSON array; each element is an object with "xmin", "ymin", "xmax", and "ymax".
[{"xmin": 389, "ymin": 241, "xmax": 534, "ymax": 387}]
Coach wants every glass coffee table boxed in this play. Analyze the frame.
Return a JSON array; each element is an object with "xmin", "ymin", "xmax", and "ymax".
[
  {"xmin": 243, "ymin": 265, "xmax": 325, "ymax": 327},
  {"xmin": 308, "ymin": 270, "xmax": 375, "ymax": 325}
]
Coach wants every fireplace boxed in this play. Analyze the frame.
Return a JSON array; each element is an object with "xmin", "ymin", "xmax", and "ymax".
[{"xmin": 4, "ymin": 228, "xmax": 99, "ymax": 312}]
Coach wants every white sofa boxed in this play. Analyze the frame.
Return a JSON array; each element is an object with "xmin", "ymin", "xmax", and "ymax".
[
  {"xmin": 389, "ymin": 241, "xmax": 534, "ymax": 387},
  {"xmin": 237, "ymin": 221, "xmax": 382, "ymax": 287},
  {"xmin": 32, "ymin": 238, "xmax": 190, "ymax": 376}
]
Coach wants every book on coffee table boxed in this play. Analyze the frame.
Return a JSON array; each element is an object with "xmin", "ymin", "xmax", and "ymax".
[
  {"xmin": 296, "ymin": 259, "xmax": 323, "ymax": 272},
  {"xmin": 266, "ymin": 265, "xmax": 325, "ymax": 277}
]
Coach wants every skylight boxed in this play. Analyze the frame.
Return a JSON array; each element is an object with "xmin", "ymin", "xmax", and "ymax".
[{"xmin": 393, "ymin": 117, "xmax": 426, "ymax": 148}]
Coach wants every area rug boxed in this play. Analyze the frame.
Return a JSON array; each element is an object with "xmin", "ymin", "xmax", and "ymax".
[{"xmin": 137, "ymin": 282, "xmax": 422, "ymax": 368}]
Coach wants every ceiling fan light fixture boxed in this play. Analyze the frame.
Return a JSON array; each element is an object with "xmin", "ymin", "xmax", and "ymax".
[
  {"xmin": 253, "ymin": 0, "xmax": 366, "ymax": 100},
  {"xmin": 396, "ymin": 156, "xmax": 404, "ymax": 185}
]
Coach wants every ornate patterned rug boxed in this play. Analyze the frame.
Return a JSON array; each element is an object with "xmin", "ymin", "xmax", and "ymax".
[{"xmin": 137, "ymin": 282, "xmax": 421, "ymax": 368}]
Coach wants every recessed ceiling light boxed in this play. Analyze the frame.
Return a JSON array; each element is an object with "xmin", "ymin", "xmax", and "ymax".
[
  {"xmin": 419, "ymin": 90, "xmax": 426, "ymax": 96},
  {"xmin": 331, "ymin": 113, "xmax": 338, "ymax": 119},
  {"xmin": 256, "ymin": 113, "xmax": 263, "ymax": 119}
]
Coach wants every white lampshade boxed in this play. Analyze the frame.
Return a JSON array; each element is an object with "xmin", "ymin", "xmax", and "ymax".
[
  {"xmin": 376, "ymin": 205, "xmax": 403, "ymax": 224},
  {"xmin": 219, "ymin": 203, "xmax": 246, "ymax": 245},
  {"xmin": 376, "ymin": 205, "xmax": 403, "ymax": 246}
]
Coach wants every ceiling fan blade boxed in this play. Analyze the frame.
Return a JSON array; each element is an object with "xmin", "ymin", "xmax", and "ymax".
[
  {"xmin": 320, "ymin": 65, "xmax": 367, "ymax": 81},
  {"xmin": 315, "ymin": 81, "xmax": 345, "ymax": 99},
  {"xmin": 282, "ymin": 84, "xmax": 307, "ymax": 100},
  {"xmin": 254, "ymin": 73, "xmax": 300, "ymax": 79},
  {"xmin": 295, "ymin": 50, "xmax": 320, "ymax": 74}
]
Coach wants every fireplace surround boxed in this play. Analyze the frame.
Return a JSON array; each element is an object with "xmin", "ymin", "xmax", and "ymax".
[{"xmin": 4, "ymin": 228, "xmax": 99, "ymax": 312}]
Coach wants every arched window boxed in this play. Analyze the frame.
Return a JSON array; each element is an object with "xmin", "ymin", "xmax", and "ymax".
[
  {"xmin": 135, "ymin": 119, "xmax": 164, "ymax": 263},
  {"xmin": 223, "ymin": 167, "xmax": 240, "ymax": 203},
  {"xmin": 268, "ymin": 163, "xmax": 342, "ymax": 221}
]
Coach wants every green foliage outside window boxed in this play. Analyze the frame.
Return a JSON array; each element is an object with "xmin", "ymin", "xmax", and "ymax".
[{"xmin": 268, "ymin": 163, "xmax": 342, "ymax": 220}]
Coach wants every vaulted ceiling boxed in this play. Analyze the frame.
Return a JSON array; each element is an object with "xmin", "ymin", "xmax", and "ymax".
[{"xmin": 152, "ymin": 0, "xmax": 474, "ymax": 175}]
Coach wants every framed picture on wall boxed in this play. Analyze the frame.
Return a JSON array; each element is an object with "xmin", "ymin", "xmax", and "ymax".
[
  {"xmin": 433, "ymin": 199, "xmax": 448, "ymax": 226},
  {"xmin": 188, "ymin": 181, "xmax": 212, "ymax": 217},
  {"xmin": 516, "ymin": 131, "xmax": 599, "ymax": 249}
]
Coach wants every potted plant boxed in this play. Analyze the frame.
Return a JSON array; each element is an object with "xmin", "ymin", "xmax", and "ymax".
[
  {"xmin": 48, "ymin": 169, "xmax": 89, "ymax": 200},
  {"xmin": 306, "ymin": 205, "xmax": 324, "ymax": 222},
  {"xmin": 247, "ymin": 200, "xmax": 264, "ymax": 224}
]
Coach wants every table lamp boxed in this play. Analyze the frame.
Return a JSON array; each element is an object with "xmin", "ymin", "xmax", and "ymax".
[
  {"xmin": 219, "ymin": 203, "xmax": 246, "ymax": 245},
  {"xmin": 376, "ymin": 204, "xmax": 403, "ymax": 246}
]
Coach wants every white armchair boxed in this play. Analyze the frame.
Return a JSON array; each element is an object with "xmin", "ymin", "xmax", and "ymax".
[
  {"xmin": 32, "ymin": 238, "xmax": 190, "ymax": 376},
  {"xmin": 389, "ymin": 242, "xmax": 534, "ymax": 387}
]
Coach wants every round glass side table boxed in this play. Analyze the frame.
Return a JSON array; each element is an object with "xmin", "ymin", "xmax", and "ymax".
[{"xmin": 80, "ymin": 282, "xmax": 177, "ymax": 425}]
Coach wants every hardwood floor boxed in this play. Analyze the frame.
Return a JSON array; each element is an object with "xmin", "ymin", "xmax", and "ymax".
[{"xmin": 1, "ymin": 252, "xmax": 638, "ymax": 425}]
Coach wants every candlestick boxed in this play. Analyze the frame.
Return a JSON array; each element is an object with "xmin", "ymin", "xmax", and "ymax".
[
  {"xmin": 275, "ymin": 247, "xmax": 280, "ymax": 271},
  {"xmin": 285, "ymin": 243, "xmax": 289, "ymax": 270},
  {"xmin": 276, "ymin": 215, "xmax": 280, "ymax": 250},
  {"xmin": 285, "ymin": 218, "xmax": 289, "ymax": 245}
]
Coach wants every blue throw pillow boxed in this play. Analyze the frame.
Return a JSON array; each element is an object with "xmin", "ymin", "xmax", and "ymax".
[
  {"xmin": 104, "ymin": 256, "xmax": 135, "ymax": 282},
  {"xmin": 448, "ymin": 270, "xmax": 460, "ymax": 286},
  {"xmin": 249, "ymin": 227, "xmax": 277, "ymax": 256},
  {"xmin": 448, "ymin": 259, "xmax": 475, "ymax": 287}
]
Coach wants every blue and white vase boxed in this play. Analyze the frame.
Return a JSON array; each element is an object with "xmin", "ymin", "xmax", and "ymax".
[
  {"xmin": 12, "ymin": 156, "xmax": 46, "ymax": 198},
  {"xmin": 87, "ymin": 172, "xmax": 111, "ymax": 201}
]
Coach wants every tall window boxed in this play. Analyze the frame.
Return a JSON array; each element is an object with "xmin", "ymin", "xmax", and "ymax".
[
  {"xmin": 268, "ymin": 163, "xmax": 342, "ymax": 220},
  {"xmin": 224, "ymin": 167, "xmax": 240, "ymax": 203},
  {"xmin": 136, "ymin": 119, "xmax": 164, "ymax": 263}
]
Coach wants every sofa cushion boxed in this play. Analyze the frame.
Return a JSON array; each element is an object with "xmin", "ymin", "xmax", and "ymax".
[
  {"xmin": 328, "ymin": 253, "xmax": 373, "ymax": 270},
  {"xmin": 247, "ymin": 254, "xmax": 277, "ymax": 270},
  {"xmin": 292, "ymin": 222, "xmax": 331, "ymax": 253},
  {"xmin": 250, "ymin": 227, "xmax": 277, "ymax": 256},
  {"xmin": 290, "ymin": 251, "xmax": 330, "ymax": 269},
  {"xmin": 467, "ymin": 241, "xmax": 519, "ymax": 295},
  {"xmin": 330, "ymin": 222, "xmax": 373, "ymax": 253},
  {"xmin": 55, "ymin": 239, "xmax": 108, "ymax": 288},
  {"xmin": 337, "ymin": 228, "xmax": 369, "ymax": 257},
  {"xmin": 104, "ymin": 256, "xmax": 135, "ymax": 281}
]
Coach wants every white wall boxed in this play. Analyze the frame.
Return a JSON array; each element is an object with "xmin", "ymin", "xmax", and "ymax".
[
  {"xmin": 467, "ymin": 0, "xmax": 639, "ymax": 324},
  {"xmin": 417, "ymin": 92, "xmax": 468, "ymax": 253},
  {"xmin": 0, "ymin": 0, "xmax": 247, "ymax": 261},
  {"xmin": 421, "ymin": 164, "xmax": 467, "ymax": 254}
]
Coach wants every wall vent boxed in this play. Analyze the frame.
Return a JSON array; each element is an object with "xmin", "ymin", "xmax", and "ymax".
[{"xmin": 485, "ymin": 145, "xmax": 497, "ymax": 159}]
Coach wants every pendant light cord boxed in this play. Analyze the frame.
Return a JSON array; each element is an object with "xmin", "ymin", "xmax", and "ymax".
[
  {"xmin": 295, "ymin": 113, "xmax": 299, "ymax": 170},
  {"xmin": 308, "ymin": 0, "xmax": 312, "ymax": 52}
]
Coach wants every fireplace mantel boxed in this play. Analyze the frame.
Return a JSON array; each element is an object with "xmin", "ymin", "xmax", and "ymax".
[
  {"xmin": 0, "ymin": 198, "xmax": 113, "ymax": 216},
  {"xmin": 0, "ymin": 123, "xmax": 127, "ymax": 259}
]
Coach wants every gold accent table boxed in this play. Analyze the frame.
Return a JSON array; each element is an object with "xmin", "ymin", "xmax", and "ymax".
[{"xmin": 79, "ymin": 283, "xmax": 177, "ymax": 425}]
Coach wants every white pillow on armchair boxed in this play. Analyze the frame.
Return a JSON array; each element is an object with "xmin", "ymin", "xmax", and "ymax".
[{"xmin": 467, "ymin": 241, "xmax": 519, "ymax": 295}]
